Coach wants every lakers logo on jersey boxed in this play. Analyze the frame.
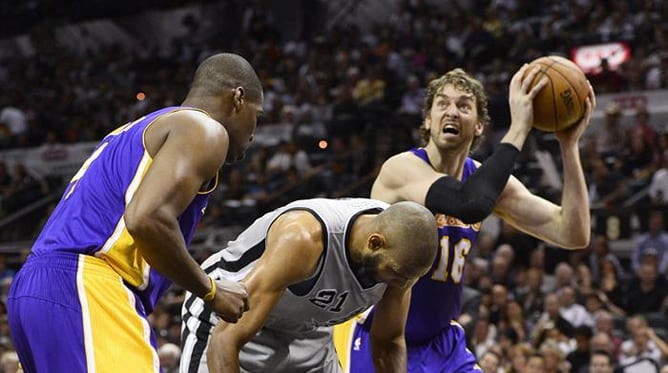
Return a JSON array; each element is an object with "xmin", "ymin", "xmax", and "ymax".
[{"xmin": 435, "ymin": 213, "xmax": 482, "ymax": 231}]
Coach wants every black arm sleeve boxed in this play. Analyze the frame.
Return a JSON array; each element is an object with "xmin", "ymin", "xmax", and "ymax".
[{"xmin": 424, "ymin": 143, "xmax": 520, "ymax": 224}]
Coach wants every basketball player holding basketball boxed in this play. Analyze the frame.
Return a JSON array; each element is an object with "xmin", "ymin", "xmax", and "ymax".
[
  {"xmin": 335, "ymin": 64, "xmax": 595, "ymax": 372},
  {"xmin": 180, "ymin": 198, "xmax": 439, "ymax": 373},
  {"xmin": 7, "ymin": 53, "xmax": 263, "ymax": 373}
]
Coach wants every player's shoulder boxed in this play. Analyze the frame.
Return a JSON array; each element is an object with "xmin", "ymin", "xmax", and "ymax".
[
  {"xmin": 268, "ymin": 209, "xmax": 325, "ymax": 272},
  {"xmin": 378, "ymin": 150, "xmax": 427, "ymax": 175},
  {"xmin": 273, "ymin": 209, "xmax": 324, "ymax": 243},
  {"xmin": 153, "ymin": 108, "xmax": 228, "ymax": 144},
  {"xmin": 149, "ymin": 108, "xmax": 219, "ymax": 134},
  {"xmin": 381, "ymin": 150, "xmax": 420, "ymax": 167}
]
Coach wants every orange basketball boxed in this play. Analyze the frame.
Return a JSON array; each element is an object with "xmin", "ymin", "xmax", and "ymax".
[{"xmin": 527, "ymin": 56, "xmax": 589, "ymax": 132}]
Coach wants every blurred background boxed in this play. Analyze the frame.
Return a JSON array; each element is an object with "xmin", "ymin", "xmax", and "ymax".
[{"xmin": 0, "ymin": 0, "xmax": 667, "ymax": 372}]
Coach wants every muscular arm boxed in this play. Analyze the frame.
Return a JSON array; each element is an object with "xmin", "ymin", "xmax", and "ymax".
[
  {"xmin": 207, "ymin": 212, "xmax": 324, "ymax": 373},
  {"xmin": 493, "ymin": 95, "xmax": 595, "ymax": 249},
  {"xmin": 492, "ymin": 148, "xmax": 590, "ymax": 249},
  {"xmin": 369, "ymin": 283, "xmax": 413, "ymax": 373},
  {"xmin": 124, "ymin": 110, "xmax": 228, "ymax": 299}
]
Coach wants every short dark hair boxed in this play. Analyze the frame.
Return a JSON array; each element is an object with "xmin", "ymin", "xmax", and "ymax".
[
  {"xmin": 573, "ymin": 325, "xmax": 593, "ymax": 339},
  {"xmin": 190, "ymin": 53, "xmax": 263, "ymax": 103}
]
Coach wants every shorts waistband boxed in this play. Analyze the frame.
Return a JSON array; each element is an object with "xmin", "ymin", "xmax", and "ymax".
[{"xmin": 25, "ymin": 251, "xmax": 121, "ymax": 280}]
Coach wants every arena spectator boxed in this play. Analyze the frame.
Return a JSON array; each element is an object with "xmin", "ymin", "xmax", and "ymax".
[
  {"xmin": 533, "ymin": 293, "xmax": 574, "ymax": 349},
  {"xmin": 588, "ymin": 234, "xmax": 625, "ymax": 285},
  {"xmin": 539, "ymin": 340, "xmax": 569, "ymax": 373},
  {"xmin": 477, "ymin": 349, "xmax": 500, "ymax": 373},
  {"xmin": 515, "ymin": 266, "xmax": 546, "ymax": 325},
  {"xmin": 632, "ymin": 210, "xmax": 668, "ymax": 275},
  {"xmin": 566, "ymin": 325, "xmax": 594, "ymax": 373},
  {"xmin": 623, "ymin": 261, "xmax": 668, "ymax": 315},
  {"xmin": 588, "ymin": 156, "xmax": 628, "ymax": 209},
  {"xmin": 588, "ymin": 349, "xmax": 615, "ymax": 373},
  {"xmin": 525, "ymin": 354, "xmax": 546, "ymax": 373},
  {"xmin": 507, "ymin": 343, "xmax": 533, "ymax": 373},
  {"xmin": 158, "ymin": 343, "xmax": 181, "ymax": 373},
  {"xmin": 552, "ymin": 262, "xmax": 576, "ymax": 291},
  {"xmin": 619, "ymin": 316, "xmax": 663, "ymax": 367},
  {"xmin": 628, "ymin": 105, "xmax": 658, "ymax": 148},
  {"xmin": 265, "ymin": 140, "xmax": 313, "ymax": 178},
  {"xmin": 470, "ymin": 310, "xmax": 499, "ymax": 361},
  {"xmin": 594, "ymin": 102, "xmax": 626, "ymax": 158},
  {"xmin": 590, "ymin": 331, "xmax": 618, "ymax": 359},
  {"xmin": 559, "ymin": 286, "xmax": 595, "ymax": 328}
]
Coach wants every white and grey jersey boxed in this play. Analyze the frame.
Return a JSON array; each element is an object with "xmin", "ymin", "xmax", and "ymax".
[{"xmin": 180, "ymin": 198, "xmax": 389, "ymax": 372}]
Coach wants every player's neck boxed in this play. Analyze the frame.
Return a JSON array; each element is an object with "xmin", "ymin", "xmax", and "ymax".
[
  {"xmin": 181, "ymin": 96, "xmax": 229, "ymax": 122},
  {"xmin": 424, "ymin": 143, "xmax": 469, "ymax": 178}
]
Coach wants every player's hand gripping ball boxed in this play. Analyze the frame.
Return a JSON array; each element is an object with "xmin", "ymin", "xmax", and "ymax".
[{"xmin": 527, "ymin": 55, "xmax": 589, "ymax": 132}]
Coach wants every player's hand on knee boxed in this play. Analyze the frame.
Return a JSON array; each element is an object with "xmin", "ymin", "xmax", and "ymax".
[{"xmin": 207, "ymin": 279, "xmax": 249, "ymax": 323}]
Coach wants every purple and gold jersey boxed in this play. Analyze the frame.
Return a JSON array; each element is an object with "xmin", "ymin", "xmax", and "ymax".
[
  {"xmin": 404, "ymin": 147, "xmax": 481, "ymax": 344},
  {"xmin": 31, "ymin": 106, "xmax": 215, "ymax": 313}
]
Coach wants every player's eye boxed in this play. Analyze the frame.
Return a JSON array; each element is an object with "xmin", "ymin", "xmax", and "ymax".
[{"xmin": 458, "ymin": 103, "xmax": 471, "ymax": 112}]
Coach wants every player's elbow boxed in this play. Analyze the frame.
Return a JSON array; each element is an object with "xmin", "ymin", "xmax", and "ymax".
[
  {"xmin": 564, "ymin": 230, "xmax": 590, "ymax": 250},
  {"xmin": 124, "ymin": 207, "xmax": 149, "ymax": 237},
  {"xmin": 124, "ymin": 206, "xmax": 170, "ymax": 242},
  {"xmin": 210, "ymin": 325, "xmax": 247, "ymax": 356},
  {"xmin": 207, "ymin": 328, "xmax": 244, "ymax": 372},
  {"xmin": 457, "ymin": 202, "xmax": 494, "ymax": 224},
  {"xmin": 553, "ymin": 224, "xmax": 590, "ymax": 250},
  {"xmin": 449, "ymin": 193, "xmax": 497, "ymax": 224},
  {"xmin": 425, "ymin": 177, "xmax": 496, "ymax": 223}
]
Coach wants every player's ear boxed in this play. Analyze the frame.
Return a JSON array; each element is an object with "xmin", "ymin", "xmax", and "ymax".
[
  {"xmin": 474, "ymin": 121, "xmax": 484, "ymax": 136},
  {"xmin": 423, "ymin": 116, "xmax": 431, "ymax": 131},
  {"xmin": 368, "ymin": 233, "xmax": 385, "ymax": 252},
  {"xmin": 232, "ymin": 87, "xmax": 246, "ymax": 112}
]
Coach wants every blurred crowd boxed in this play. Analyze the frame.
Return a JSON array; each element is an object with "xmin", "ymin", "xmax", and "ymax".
[{"xmin": 0, "ymin": 0, "xmax": 668, "ymax": 372}]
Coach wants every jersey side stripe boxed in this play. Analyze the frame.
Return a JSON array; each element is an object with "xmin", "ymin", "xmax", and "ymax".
[
  {"xmin": 188, "ymin": 307, "xmax": 214, "ymax": 371},
  {"xmin": 219, "ymin": 240, "xmax": 266, "ymax": 272}
]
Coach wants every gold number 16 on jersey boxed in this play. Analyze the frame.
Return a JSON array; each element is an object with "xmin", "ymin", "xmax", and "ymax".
[{"xmin": 430, "ymin": 235, "xmax": 472, "ymax": 284}]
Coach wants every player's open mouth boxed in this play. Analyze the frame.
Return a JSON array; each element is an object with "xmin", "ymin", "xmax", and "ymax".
[{"xmin": 442, "ymin": 125, "xmax": 459, "ymax": 135}]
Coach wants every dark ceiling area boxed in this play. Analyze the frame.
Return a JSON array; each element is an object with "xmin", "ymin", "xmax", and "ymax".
[{"xmin": 0, "ymin": 0, "xmax": 221, "ymax": 38}]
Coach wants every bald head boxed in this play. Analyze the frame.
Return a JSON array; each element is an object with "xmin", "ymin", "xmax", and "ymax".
[
  {"xmin": 376, "ymin": 201, "xmax": 438, "ymax": 278},
  {"xmin": 189, "ymin": 53, "xmax": 263, "ymax": 103}
]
